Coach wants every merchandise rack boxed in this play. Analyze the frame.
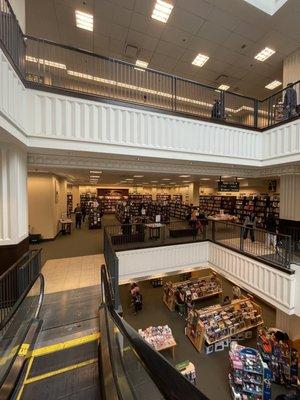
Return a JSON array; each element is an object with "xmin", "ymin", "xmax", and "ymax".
[
  {"xmin": 163, "ymin": 273, "xmax": 222, "ymax": 311},
  {"xmin": 169, "ymin": 202, "xmax": 191, "ymax": 220},
  {"xmin": 257, "ymin": 327, "xmax": 298, "ymax": 387},
  {"xmin": 67, "ymin": 193, "xmax": 73, "ymax": 217},
  {"xmin": 229, "ymin": 342, "xmax": 271, "ymax": 400},
  {"xmin": 88, "ymin": 209, "xmax": 102, "ymax": 229},
  {"xmin": 185, "ymin": 296, "xmax": 263, "ymax": 353}
]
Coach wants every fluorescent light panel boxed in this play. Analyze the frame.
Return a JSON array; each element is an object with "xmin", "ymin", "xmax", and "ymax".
[
  {"xmin": 218, "ymin": 84, "xmax": 230, "ymax": 91},
  {"xmin": 151, "ymin": 0, "xmax": 174, "ymax": 23},
  {"xmin": 179, "ymin": 175, "xmax": 190, "ymax": 178},
  {"xmin": 135, "ymin": 60, "xmax": 149, "ymax": 69},
  {"xmin": 26, "ymin": 56, "xmax": 66, "ymax": 70},
  {"xmin": 265, "ymin": 80, "xmax": 282, "ymax": 90},
  {"xmin": 133, "ymin": 175, "xmax": 144, "ymax": 178},
  {"xmin": 192, "ymin": 53, "xmax": 209, "ymax": 67},
  {"xmin": 90, "ymin": 170, "xmax": 102, "ymax": 174},
  {"xmin": 254, "ymin": 47, "xmax": 275, "ymax": 62},
  {"xmin": 75, "ymin": 10, "xmax": 93, "ymax": 31}
]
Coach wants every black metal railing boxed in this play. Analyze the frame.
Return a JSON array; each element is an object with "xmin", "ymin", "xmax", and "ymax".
[
  {"xmin": 103, "ymin": 228, "xmax": 120, "ymax": 310},
  {"xmin": 105, "ymin": 220, "xmax": 292, "ymax": 270},
  {"xmin": 100, "ymin": 264, "xmax": 209, "ymax": 400},
  {"xmin": 1, "ymin": 0, "xmax": 300, "ymax": 131},
  {"xmin": 0, "ymin": 0, "xmax": 25, "ymax": 74},
  {"xmin": 0, "ymin": 249, "xmax": 42, "ymax": 327}
]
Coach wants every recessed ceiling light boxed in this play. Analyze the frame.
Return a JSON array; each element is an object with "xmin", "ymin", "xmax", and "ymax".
[
  {"xmin": 125, "ymin": 178, "xmax": 134, "ymax": 181},
  {"xmin": 192, "ymin": 53, "xmax": 209, "ymax": 67},
  {"xmin": 90, "ymin": 175, "xmax": 100, "ymax": 178},
  {"xmin": 179, "ymin": 175, "xmax": 190, "ymax": 178},
  {"xmin": 254, "ymin": 47, "xmax": 275, "ymax": 62},
  {"xmin": 133, "ymin": 175, "xmax": 144, "ymax": 178},
  {"xmin": 90, "ymin": 170, "xmax": 102, "ymax": 174},
  {"xmin": 135, "ymin": 60, "xmax": 148, "ymax": 69},
  {"xmin": 151, "ymin": 181, "xmax": 158, "ymax": 183},
  {"xmin": 151, "ymin": 0, "xmax": 174, "ymax": 23},
  {"xmin": 200, "ymin": 178, "xmax": 210, "ymax": 181},
  {"xmin": 162, "ymin": 178, "xmax": 171, "ymax": 181},
  {"xmin": 265, "ymin": 80, "xmax": 282, "ymax": 90},
  {"xmin": 182, "ymin": 180, "xmax": 191, "ymax": 183},
  {"xmin": 237, "ymin": 177, "xmax": 245, "ymax": 180},
  {"xmin": 222, "ymin": 176, "xmax": 232, "ymax": 178},
  {"xmin": 218, "ymin": 84, "xmax": 230, "ymax": 91},
  {"xmin": 75, "ymin": 10, "xmax": 93, "ymax": 31}
]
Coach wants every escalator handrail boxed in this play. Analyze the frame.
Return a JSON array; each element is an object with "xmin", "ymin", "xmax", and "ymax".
[
  {"xmin": 0, "ymin": 273, "xmax": 44, "ymax": 332},
  {"xmin": 101, "ymin": 265, "xmax": 209, "ymax": 400}
]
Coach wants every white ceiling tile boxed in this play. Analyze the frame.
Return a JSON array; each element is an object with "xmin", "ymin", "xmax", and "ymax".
[
  {"xmin": 161, "ymin": 26, "xmax": 193, "ymax": 48},
  {"xmin": 126, "ymin": 30, "xmax": 159, "ymax": 52},
  {"xmin": 187, "ymin": 36, "xmax": 219, "ymax": 54},
  {"xmin": 175, "ymin": 0, "xmax": 214, "ymax": 20},
  {"xmin": 155, "ymin": 40, "xmax": 186, "ymax": 60},
  {"xmin": 234, "ymin": 20, "xmax": 267, "ymax": 42},
  {"xmin": 170, "ymin": 7, "xmax": 205, "ymax": 35},
  {"xmin": 197, "ymin": 21, "xmax": 231, "ymax": 44},
  {"xmin": 207, "ymin": 6, "xmax": 241, "ymax": 31},
  {"xmin": 223, "ymin": 32, "xmax": 255, "ymax": 53},
  {"xmin": 134, "ymin": 0, "xmax": 153, "ymax": 16},
  {"xmin": 113, "ymin": 6, "xmax": 133, "ymax": 28}
]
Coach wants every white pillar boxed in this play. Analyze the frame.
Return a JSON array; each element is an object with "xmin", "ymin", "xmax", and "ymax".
[
  {"xmin": 188, "ymin": 182, "xmax": 200, "ymax": 206},
  {"xmin": 283, "ymin": 49, "xmax": 300, "ymax": 87},
  {"xmin": 276, "ymin": 309, "xmax": 300, "ymax": 341},
  {"xmin": 279, "ymin": 175, "xmax": 300, "ymax": 221},
  {"xmin": 9, "ymin": 0, "xmax": 26, "ymax": 33},
  {"xmin": 0, "ymin": 143, "xmax": 28, "ymax": 245}
]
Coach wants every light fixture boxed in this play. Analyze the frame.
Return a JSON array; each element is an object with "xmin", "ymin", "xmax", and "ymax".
[
  {"xmin": 222, "ymin": 176, "xmax": 232, "ymax": 178},
  {"xmin": 192, "ymin": 53, "xmax": 209, "ymax": 67},
  {"xmin": 179, "ymin": 175, "xmax": 190, "ymax": 178},
  {"xmin": 237, "ymin": 177, "xmax": 245, "ymax": 180},
  {"xmin": 135, "ymin": 60, "xmax": 148, "ymax": 69},
  {"xmin": 75, "ymin": 10, "xmax": 93, "ymax": 31},
  {"xmin": 90, "ymin": 170, "xmax": 102, "ymax": 174},
  {"xmin": 133, "ymin": 175, "xmax": 144, "ymax": 178},
  {"xmin": 162, "ymin": 178, "xmax": 171, "ymax": 181},
  {"xmin": 151, "ymin": 0, "xmax": 174, "ymax": 23},
  {"xmin": 265, "ymin": 80, "xmax": 282, "ymax": 90},
  {"xmin": 200, "ymin": 178, "xmax": 210, "ymax": 181},
  {"xmin": 218, "ymin": 84, "xmax": 230, "ymax": 91},
  {"xmin": 151, "ymin": 181, "xmax": 158, "ymax": 183},
  {"xmin": 25, "ymin": 56, "xmax": 66, "ymax": 70},
  {"xmin": 254, "ymin": 47, "xmax": 275, "ymax": 62},
  {"xmin": 125, "ymin": 178, "xmax": 134, "ymax": 181},
  {"xmin": 182, "ymin": 180, "xmax": 191, "ymax": 183},
  {"xmin": 90, "ymin": 175, "xmax": 100, "ymax": 178},
  {"xmin": 170, "ymin": 182, "xmax": 176, "ymax": 184}
]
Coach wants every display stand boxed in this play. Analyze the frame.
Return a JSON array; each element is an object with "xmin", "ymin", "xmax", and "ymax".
[
  {"xmin": 185, "ymin": 296, "xmax": 263, "ymax": 353},
  {"xmin": 67, "ymin": 194, "xmax": 73, "ymax": 217},
  {"xmin": 176, "ymin": 361, "xmax": 196, "ymax": 385},
  {"xmin": 89, "ymin": 209, "xmax": 102, "ymax": 229},
  {"xmin": 138, "ymin": 325, "xmax": 177, "ymax": 360},
  {"xmin": 229, "ymin": 341, "xmax": 271, "ymax": 400},
  {"xmin": 163, "ymin": 272, "xmax": 222, "ymax": 311},
  {"xmin": 257, "ymin": 327, "xmax": 299, "ymax": 387}
]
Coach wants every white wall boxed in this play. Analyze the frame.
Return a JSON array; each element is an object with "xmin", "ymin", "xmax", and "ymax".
[
  {"xmin": 117, "ymin": 241, "xmax": 298, "ymax": 315},
  {"xmin": 28, "ymin": 174, "xmax": 67, "ymax": 239},
  {"xmin": 283, "ymin": 48, "xmax": 300, "ymax": 88},
  {"xmin": 9, "ymin": 0, "xmax": 26, "ymax": 33}
]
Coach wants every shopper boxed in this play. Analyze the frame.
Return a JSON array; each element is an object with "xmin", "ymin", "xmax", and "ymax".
[
  {"xmin": 243, "ymin": 213, "xmax": 256, "ymax": 242},
  {"xmin": 175, "ymin": 286, "xmax": 186, "ymax": 316},
  {"xmin": 133, "ymin": 291, "xmax": 143, "ymax": 314},
  {"xmin": 211, "ymin": 99, "xmax": 223, "ymax": 119},
  {"xmin": 130, "ymin": 282, "xmax": 140, "ymax": 296},
  {"xmin": 190, "ymin": 209, "xmax": 198, "ymax": 240},
  {"xmin": 81, "ymin": 203, "xmax": 87, "ymax": 222},
  {"xmin": 232, "ymin": 285, "xmax": 241, "ymax": 299},
  {"xmin": 265, "ymin": 213, "xmax": 277, "ymax": 249},
  {"xmin": 222, "ymin": 295, "xmax": 231, "ymax": 305},
  {"xmin": 122, "ymin": 215, "xmax": 131, "ymax": 236},
  {"xmin": 74, "ymin": 204, "xmax": 82, "ymax": 229},
  {"xmin": 283, "ymin": 83, "xmax": 298, "ymax": 119}
]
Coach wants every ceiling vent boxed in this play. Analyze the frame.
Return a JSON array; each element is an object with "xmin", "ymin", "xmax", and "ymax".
[
  {"xmin": 124, "ymin": 44, "xmax": 138, "ymax": 59},
  {"xmin": 214, "ymin": 74, "xmax": 229, "ymax": 82}
]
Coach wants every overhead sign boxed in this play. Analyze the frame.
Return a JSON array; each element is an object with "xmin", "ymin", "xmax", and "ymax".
[{"xmin": 217, "ymin": 181, "xmax": 240, "ymax": 192}]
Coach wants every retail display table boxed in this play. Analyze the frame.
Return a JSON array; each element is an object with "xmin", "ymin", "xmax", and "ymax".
[
  {"xmin": 59, "ymin": 218, "xmax": 72, "ymax": 235},
  {"xmin": 138, "ymin": 325, "xmax": 177, "ymax": 360}
]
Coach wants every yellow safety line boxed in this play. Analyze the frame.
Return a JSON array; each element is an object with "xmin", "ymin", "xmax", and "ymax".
[
  {"xmin": 30, "ymin": 332, "xmax": 100, "ymax": 357},
  {"xmin": 15, "ymin": 356, "xmax": 35, "ymax": 400},
  {"xmin": 24, "ymin": 358, "xmax": 97, "ymax": 385}
]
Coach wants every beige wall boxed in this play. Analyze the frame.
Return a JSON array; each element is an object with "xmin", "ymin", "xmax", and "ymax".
[{"xmin": 28, "ymin": 174, "xmax": 67, "ymax": 239}]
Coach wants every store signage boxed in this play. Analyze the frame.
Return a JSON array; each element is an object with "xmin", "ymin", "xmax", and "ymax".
[
  {"xmin": 98, "ymin": 188, "xmax": 129, "ymax": 196},
  {"xmin": 268, "ymin": 180, "xmax": 277, "ymax": 192},
  {"xmin": 217, "ymin": 181, "xmax": 240, "ymax": 192}
]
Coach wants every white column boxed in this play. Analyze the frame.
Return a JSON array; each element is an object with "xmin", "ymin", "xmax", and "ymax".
[
  {"xmin": 9, "ymin": 0, "xmax": 26, "ymax": 33},
  {"xmin": 283, "ymin": 49, "xmax": 300, "ymax": 87},
  {"xmin": 0, "ymin": 143, "xmax": 28, "ymax": 245},
  {"xmin": 188, "ymin": 182, "xmax": 200, "ymax": 206},
  {"xmin": 276, "ymin": 309, "xmax": 300, "ymax": 341},
  {"xmin": 280, "ymin": 175, "xmax": 300, "ymax": 221}
]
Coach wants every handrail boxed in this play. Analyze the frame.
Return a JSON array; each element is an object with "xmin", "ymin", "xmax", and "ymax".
[
  {"xmin": 100, "ymin": 265, "xmax": 209, "ymax": 400},
  {"xmin": 0, "ymin": 273, "xmax": 44, "ymax": 331}
]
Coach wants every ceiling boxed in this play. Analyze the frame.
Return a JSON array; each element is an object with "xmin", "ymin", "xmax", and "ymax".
[
  {"xmin": 25, "ymin": 0, "xmax": 300, "ymax": 99},
  {"xmin": 28, "ymin": 165, "xmax": 267, "ymax": 188}
]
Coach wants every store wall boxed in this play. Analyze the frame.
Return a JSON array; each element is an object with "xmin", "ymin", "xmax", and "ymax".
[
  {"xmin": 283, "ymin": 48, "xmax": 300, "ymax": 88},
  {"xmin": 10, "ymin": 0, "xmax": 26, "ymax": 32},
  {"xmin": 28, "ymin": 174, "xmax": 67, "ymax": 239}
]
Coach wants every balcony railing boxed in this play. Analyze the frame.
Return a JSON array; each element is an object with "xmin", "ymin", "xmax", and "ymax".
[{"xmin": 1, "ymin": 0, "xmax": 300, "ymax": 130}]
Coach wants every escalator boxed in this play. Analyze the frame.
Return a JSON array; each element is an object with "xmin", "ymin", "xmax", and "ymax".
[{"xmin": 0, "ymin": 259, "xmax": 209, "ymax": 400}]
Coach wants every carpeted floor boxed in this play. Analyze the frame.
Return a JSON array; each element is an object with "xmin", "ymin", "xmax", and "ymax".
[
  {"xmin": 120, "ymin": 269, "xmax": 290, "ymax": 400},
  {"xmin": 30, "ymin": 215, "xmax": 118, "ymax": 265}
]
